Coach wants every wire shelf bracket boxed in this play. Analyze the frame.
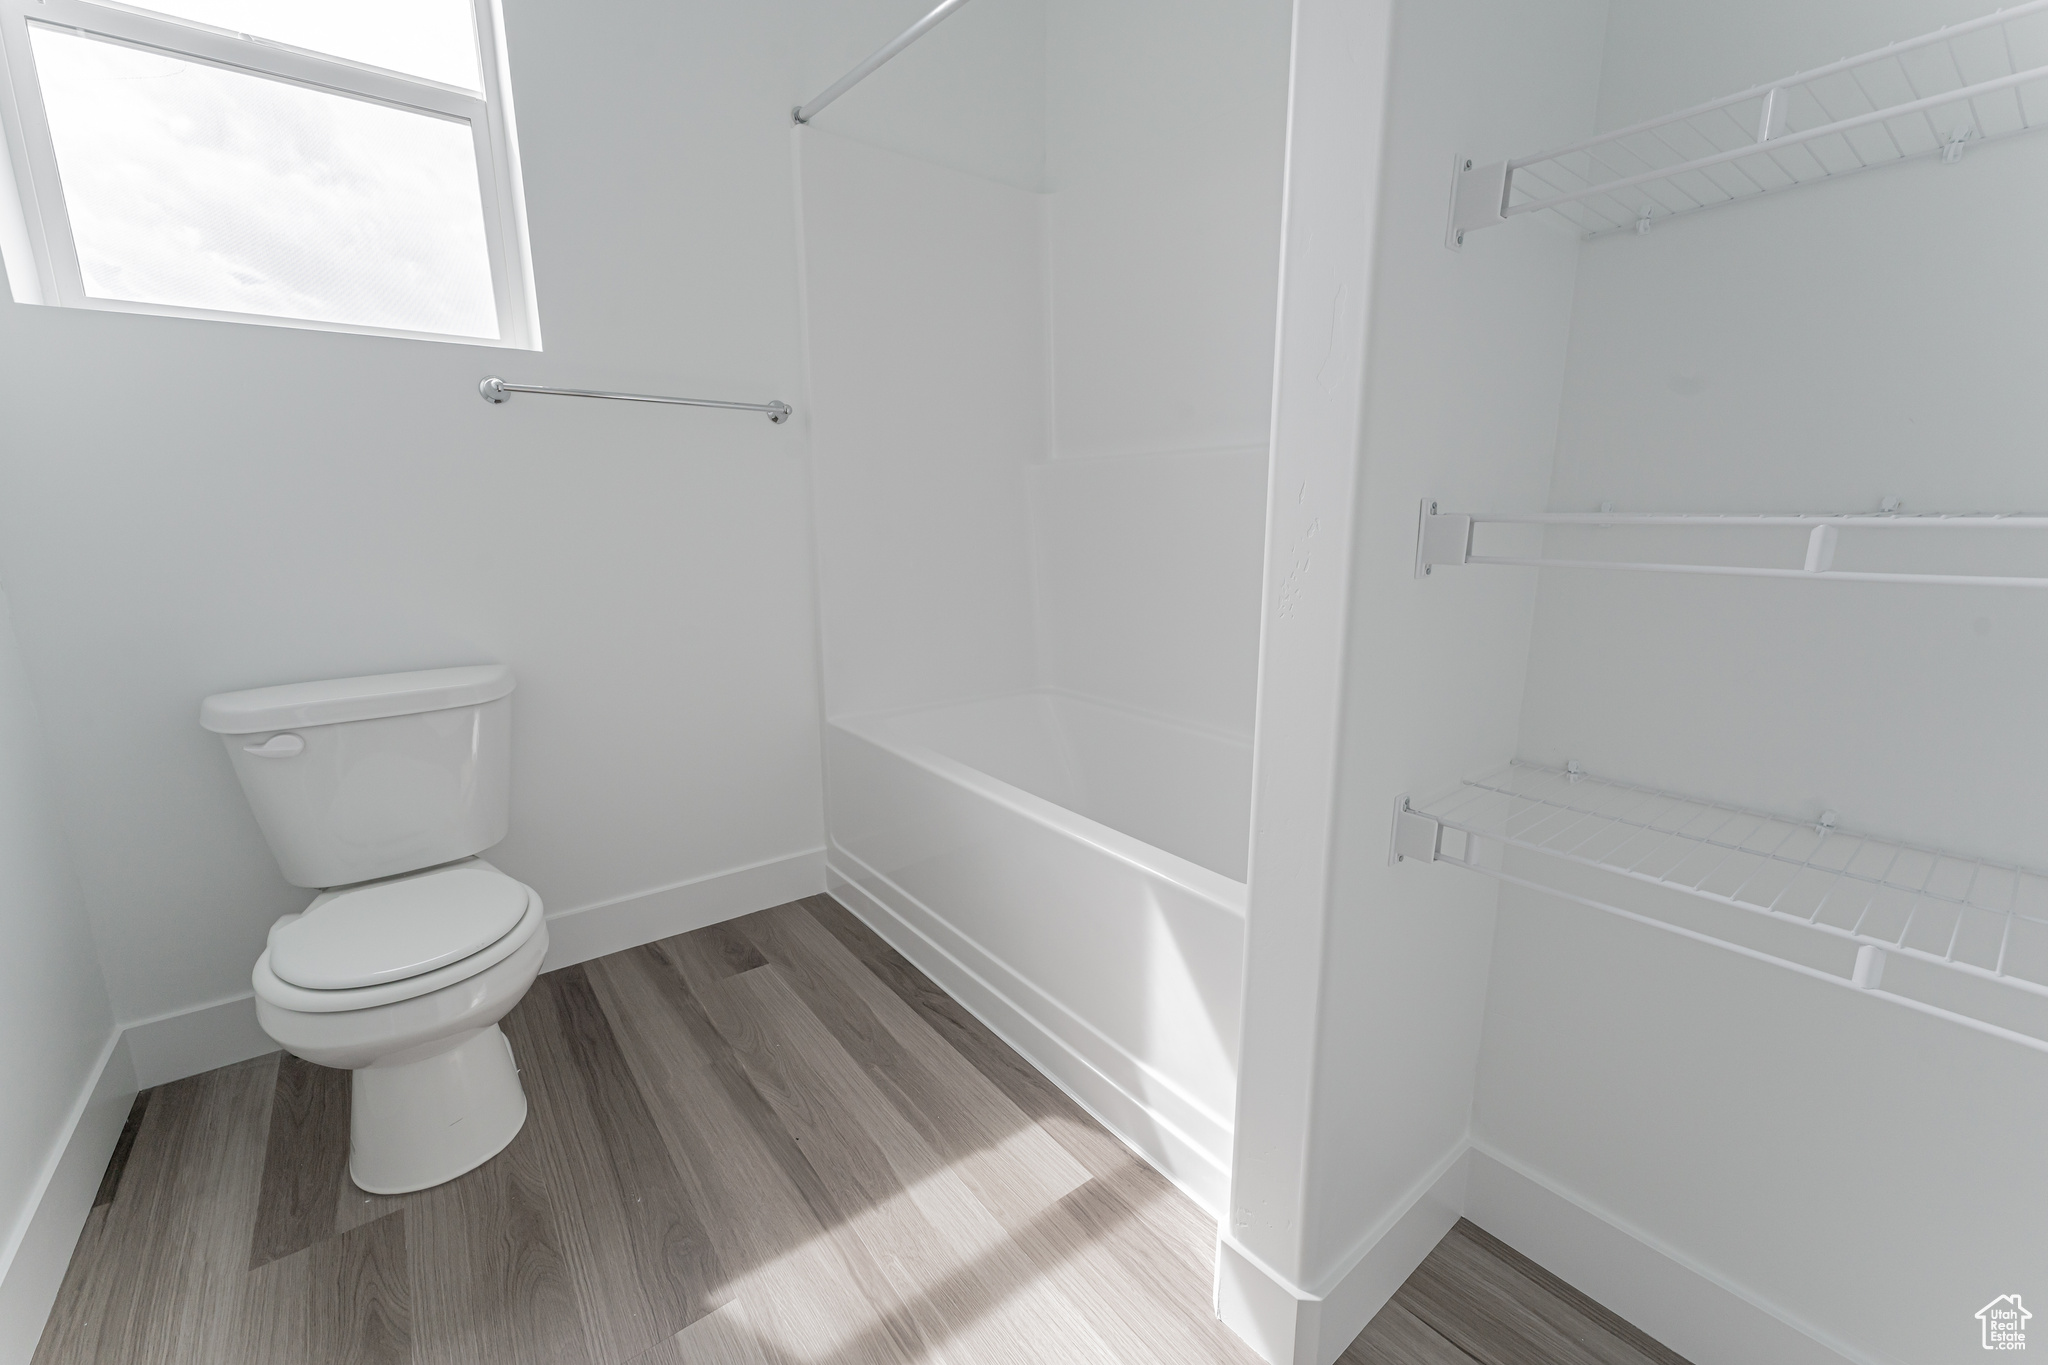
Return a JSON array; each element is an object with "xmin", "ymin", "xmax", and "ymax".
[
  {"xmin": 1415, "ymin": 501, "xmax": 2048, "ymax": 588},
  {"xmin": 1396, "ymin": 761, "xmax": 2048, "ymax": 1055},
  {"xmin": 1449, "ymin": 0, "xmax": 2048, "ymax": 244}
]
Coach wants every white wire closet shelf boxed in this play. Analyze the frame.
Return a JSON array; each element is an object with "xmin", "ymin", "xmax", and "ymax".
[
  {"xmin": 1415, "ymin": 504, "xmax": 2048, "ymax": 587},
  {"xmin": 1396, "ymin": 762, "xmax": 2048, "ymax": 1054},
  {"xmin": 1448, "ymin": 0, "xmax": 2048, "ymax": 242}
]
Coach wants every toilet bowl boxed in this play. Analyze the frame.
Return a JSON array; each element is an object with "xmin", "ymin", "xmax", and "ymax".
[
  {"xmin": 252, "ymin": 859, "xmax": 547, "ymax": 1193},
  {"xmin": 206, "ymin": 663, "xmax": 541, "ymax": 1193}
]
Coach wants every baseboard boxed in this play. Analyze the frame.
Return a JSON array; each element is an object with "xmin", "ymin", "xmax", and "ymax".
[
  {"xmin": 122, "ymin": 993, "xmax": 272, "ymax": 1090},
  {"xmin": 118, "ymin": 850, "xmax": 828, "ymax": 1091},
  {"xmin": 1214, "ymin": 1234, "xmax": 1319, "ymax": 1365},
  {"xmin": 0, "ymin": 1031, "xmax": 136, "ymax": 1365},
  {"xmin": 540, "ymin": 847, "xmax": 826, "ymax": 973},
  {"xmin": 826, "ymin": 859, "xmax": 1233, "ymax": 1216},
  {"xmin": 1213, "ymin": 1136, "xmax": 1869, "ymax": 1365},
  {"xmin": 1214, "ymin": 1146, "xmax": 1468, "ymax": 1365},
  {"xmin": 1308, "ymin": 1144, "xmax": 1471, "ymax": 1362},
  {"xmin": 1463, "ymin": 1143, "xmax": 1871, "ymax": 1365}
]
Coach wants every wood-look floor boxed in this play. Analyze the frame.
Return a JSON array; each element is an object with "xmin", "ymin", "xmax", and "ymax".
[
  {"xmin": 34, "ymin": 895, "xmax": 1689, "ymax": 1365},
  {"xmin": 1338, "ymin": 1220, "xmax": 1692, "ymax": 1365}
]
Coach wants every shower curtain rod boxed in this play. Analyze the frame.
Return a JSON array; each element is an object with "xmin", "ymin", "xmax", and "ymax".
[{"xmin": 793, "ymin": 0, "xmax": 979, "ymax": 124}]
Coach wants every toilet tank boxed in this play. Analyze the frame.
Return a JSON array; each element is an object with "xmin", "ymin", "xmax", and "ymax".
[{"xmin": 201, "ymin": 665, "xmax": 515, "ymax": 888}]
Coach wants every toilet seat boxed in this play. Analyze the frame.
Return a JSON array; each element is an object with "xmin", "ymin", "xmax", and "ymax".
[
  {"xmin": 272, "ymin": 864, "xmax": 530, "ymax": 990},
  {"xmin": 253, "ymin": 866, "xmax": 544, "ymax": 1014}
]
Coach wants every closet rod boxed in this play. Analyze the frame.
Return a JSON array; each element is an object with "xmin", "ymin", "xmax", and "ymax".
[
  {"xmin": 478, "ymin": 377, "xmax": 793, "ymax": 424},
  {"xmin": 793, "ymin": 0, "xmax": 979, "ymax": 124},
  {"xmin": 1458, "ymin": 559, "xmax": 2048, "ymax": 589},
  {"xmin": 1453, "ymin": 511, "xmax": 2048, "ymax": 530},
  {"xmin": 1418, "ymin": 504, "xmax": 2048, "ymax": 585}
]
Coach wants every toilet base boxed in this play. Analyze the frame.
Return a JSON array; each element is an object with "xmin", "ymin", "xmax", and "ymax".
[{"xmin": 349, "ymin": 1023, "xmax": 528, "ymax": 1194}]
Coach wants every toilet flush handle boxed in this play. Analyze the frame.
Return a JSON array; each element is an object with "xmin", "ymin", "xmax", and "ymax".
[{"xmin": 244, "ymin": 733, "xmax": 305, "ymax": 758}]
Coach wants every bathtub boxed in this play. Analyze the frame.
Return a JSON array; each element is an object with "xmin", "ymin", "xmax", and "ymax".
[{"xmin": 824, "ymin": 689, "xmax": 1248, "ymax": 1212}]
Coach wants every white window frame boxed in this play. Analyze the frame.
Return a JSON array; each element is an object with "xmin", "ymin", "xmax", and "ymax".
[{"xmin": 0, "ymin": 0, "xmax": 539, "ymax": 347}]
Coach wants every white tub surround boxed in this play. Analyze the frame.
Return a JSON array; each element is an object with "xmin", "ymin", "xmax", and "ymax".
[
  {"xmin": 861, "ymin": 691, "xmax": 1253, "ymax": 881},
  {"xmin": 794, "ymin": 0, "xmax": 1285, "ymax": 1287},
  {"xmin": 826, "ymin": 690, "xmax": 1247, "ymax": 1212}
]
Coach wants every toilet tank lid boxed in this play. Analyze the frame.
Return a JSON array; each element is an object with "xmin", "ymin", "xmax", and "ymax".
[{"xmin": 201, "ymin": 664, "xmax": 515, "ymax": 734}]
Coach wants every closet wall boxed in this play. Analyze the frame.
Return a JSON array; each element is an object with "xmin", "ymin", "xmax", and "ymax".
[
  {"xmin": 1474, "ymin": 2, "xmax": 2048, "ymax": 1360},
  {"xmin": 1222, "ymin": 0, "xmax": 1608, "ymax": 1348},
  {"xmin": 1304, "ymin": 0, "xmax": 1609, "ymax": 1272},
  {"xmin": 1225, "ymin": 1, "xmax": 2048, "ymax": 1360}
]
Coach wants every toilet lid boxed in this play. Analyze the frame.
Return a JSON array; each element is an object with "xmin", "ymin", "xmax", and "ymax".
[{"xmin": 269, "ymin": 866, "xmax": 531, "ymax": 991}]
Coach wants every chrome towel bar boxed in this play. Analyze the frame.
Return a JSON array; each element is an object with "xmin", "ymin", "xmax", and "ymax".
[{"xmin": 478, "ymin": 377, "xmax": 792, "ymax": 424}]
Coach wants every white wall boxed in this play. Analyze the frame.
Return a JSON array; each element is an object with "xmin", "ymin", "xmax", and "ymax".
[
  {"xmin": 1475, "ymin": 2, "xmax": 2048, "ymax": 1361},
  {"xmin": 0, "ymin": 582, "xmax": 124, "ymax": 1363},
  {"xmin": 0, "ymin": 0, "xmax": 825, "ymax": 1038},
  {"xmin": 1304, "ymin": 0, "xmax": 1607, "ymax": 1268},
  {"xmin": 1214, "ymin": 0, "xmax": 1396, "ymax": 1351},
  {"xmin": 1223, "ymin": 0, "xmax": 1606, "ymax": 1355},
  {"xmin": 0, "ymin": 589, "xmax": 110, "ymax": 1232}
]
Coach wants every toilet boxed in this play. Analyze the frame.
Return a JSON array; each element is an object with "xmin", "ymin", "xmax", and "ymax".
[{"xmin": 200, "ymin": 664, "xmax": 546, "ymax": 1194}]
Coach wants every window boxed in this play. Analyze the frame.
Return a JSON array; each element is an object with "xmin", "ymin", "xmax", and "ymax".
[{"xmin": 0, "ymin": 0, "xmax": 536, "ymax": 346}]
